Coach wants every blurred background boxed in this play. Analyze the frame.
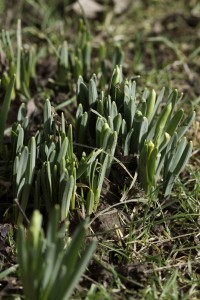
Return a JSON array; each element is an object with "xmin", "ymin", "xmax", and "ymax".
[
  {"xmin": 1, "ymin": 0, "xmax": 200, "ymax": 95},
  {"xmin": 0, "ymin": 0, "xmax": 200, "ymax": 127}
]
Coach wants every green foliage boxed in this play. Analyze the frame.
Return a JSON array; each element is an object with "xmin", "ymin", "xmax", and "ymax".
[
  {"xmin": 0, "ymin": 15, "xmax": 195, "ymax": 225},
  {"xmin": 11, "ymin": 98, "xmax": 111, "ymax": 220},
  {"xmin": 76, "ymin": 66, "xmax": 194, "ymax": 196},
  {"xmin": 0, "ymin": 59, "xmax": 193, "ymax": 227},
  {"xmin": 56, "ymin": 19, "xmax": 124, "ymax": 86},
  {"xmin": 0, "ymin": 2, "xmax": 199, "ymax": 299},
  {"xmin": 0, "ymin": 62, "xmax": 193, "ymax": 222},
  {"xmin": 0, "ymin": 75, "xmax": 15, "ymax": 152},
  {"xmin": 17, "ymin": 206, "xmax": 96, "ymax": 300},
  {"xmin": 0, "ymin": 20, "xmax": 36, "ymax": 99}
]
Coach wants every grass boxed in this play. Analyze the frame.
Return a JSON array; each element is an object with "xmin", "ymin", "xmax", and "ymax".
[{"xmin": 0, "ymin": 0, "xmax": 200, "ymax": 299}]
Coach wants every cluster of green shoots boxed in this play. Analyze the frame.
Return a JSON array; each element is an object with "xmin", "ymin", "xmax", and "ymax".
[
  {"xmin": 17, "ymin": 206, "xmax": 96, "ymax": 300},
  {"xmin": 76, "ymin": 65, "xmax": 195, "ymax": 197},
  {"xmin": 0, "ymin": 19, "xmax": 195, "ymax": 299},
  {"xmin": 3, "ymin": 68, "xmax": 194, "ymax": 222},
  {"xmin": 0, "ymin": 19, "xmax": 123, "ymax": 100}
]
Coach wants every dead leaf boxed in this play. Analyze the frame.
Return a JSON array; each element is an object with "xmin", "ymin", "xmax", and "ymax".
[
  {"xmin": 0, "ymin": 224, "xmax": 10, "ymax": 238},
  {"xmin": 0, "ymin": 224, "xmax": 10, "ymax": 251},
  {"xmin": 72, "ymin": 0, "xmax": 104, "ymax": 18},
  {"xmin": 113, "ymin": 0, "xmax": 131, "ymax": 15},
  {"xmin": 27, "ymin": 98, "xmax": 37, "ymax": 117}
]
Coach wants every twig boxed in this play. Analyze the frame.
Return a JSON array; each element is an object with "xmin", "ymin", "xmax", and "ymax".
[{"xmin": 14, "ymin": 198, "xmax": 30, "ymax": 226}]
